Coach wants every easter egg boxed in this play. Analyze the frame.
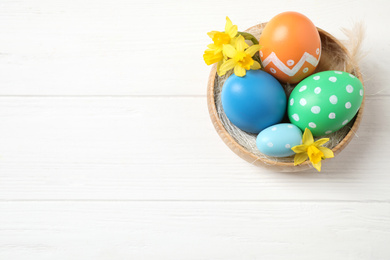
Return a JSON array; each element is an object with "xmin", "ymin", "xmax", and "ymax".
[
  {"xmin": 288, "ymin": 71, "xmax": 364, "ymax": 136},
  {"xmin": 256, "ymin": 123, "xmax": 302, "ymax": 157},
  {"xmin": 259, "ymin": 11, "xmax": 321, "ymax": 84},
  {"xmin": 221, "ymin": 70, "xmax": 287, "ymax": 133}
]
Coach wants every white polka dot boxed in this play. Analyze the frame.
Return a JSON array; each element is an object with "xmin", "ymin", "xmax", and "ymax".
[
  {"xmin": 329, "ymin": 95, "xmax": 338, "ymax": 104},
  {"xmin": 349, "ymin": 74, "xmax": 355, "ymax": 78},
  {"xmin": 345, "ymin": 102, "xmax": 352, "ymax": 109},
  {"xmin": 267, "ymin": 142, "xmax": 273, "ymax": 147},
  {"xmin": 299, "ymin": 85, "xmax": 307, "ymax": 92},
  {"xmin": 287, "ymin": 60, "xmax": 294, "ymax": 66},
  {"xmin": 346, "ymin": 85, "xmax": 354, "ymax": 93},
  {"xmin": 313, "ymin": 76, "xmax": 320, "ymax": 80},
  {"xmin": 303, "ymin": 67, "xmax": 309, "ymax": 73},
  {"xmin": 287, "ymin": 125, "xmax": 293, "ymax": 128},
  {"xmin": 290, "ymin": 98, "xmax": 294, "ymax": 106},
  {"xmin": 270, "ymin": 68, "xmax": 276, "ymax": 74},
  {"xmin": 325, "ymin": 130, "xmax": 332, "ymax": 134},
  {"xmin": 260, "ymin": 51, "xmax": 263, "ymax": 57},
  {"xmin": 329, "ymin": 76, "xmax": 337, "ymax": 82},
  {"xmin": 285, "ymin": 144, "xmax": 291, "ymax": 149},
  {"xmin": 316, "ymin": 48, "xmax": 320, "ymax": 55},
  {"xmin": 342, "ymin": 120, "xmax": 348, "ymax": 126},
  {"xmin": 299, "ymin": 98, "xmax": 307, "ymax": 106},
  {"xmin": 311, "ymin": 106, "xmax": 321, "ymax": 114},
  {"xmin": 360, "ymin": 89, "xmax": 364, "ymax": 96},
  {"xmin": 335, "ymin": 71, "xmax": 343, "ymax": 74},
  {"xmin": 329, "ymin": 113, "xmax": 336, "ymax": 119},
  {"xmin": 292, "ymin": 114, "xmax": 300, "ymax": 121},
  {"xmin": 314, "ymin": 87, "xmax": 321, "ymax": 94},
  {"xmin": 309, "ymin": 122, "xmax": 316, "ymax": 128},
  {"xmin": 271, "ymin": 127, "xmax": 277, "ymax": 131}
]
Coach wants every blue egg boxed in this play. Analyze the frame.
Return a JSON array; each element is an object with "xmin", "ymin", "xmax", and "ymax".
[
  {"xmin": 256, "ymin": 123, "xmax": 302, "ymax": 157},
  {"xmin": 221, "ymin": 70, "xmax": 287, "ymax": 133}
]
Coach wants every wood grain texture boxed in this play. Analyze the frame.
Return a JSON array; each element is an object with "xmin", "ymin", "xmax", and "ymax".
[
  {"xmin": 0, "ymin": 202, "xmax": 389, "ymax": 260},
  {"xmin": 1, "ymin": 0, "xmax": 390, "ymax": 258},
  {"xmin": 0, "ymin": 0, "xmax": 388, "ymax": 96},
  {"xmin": 0, "ymin": 96, "xmax": 388, "ymax": 201}
]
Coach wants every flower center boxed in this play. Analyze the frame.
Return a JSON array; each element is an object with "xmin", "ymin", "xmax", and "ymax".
[
  {"xmin": 234, "ymin": 51, "xmax": 254, "ymax": 70},
  {"xmin": 307, "ymin": 145, "xmax": 324, "ymax": 164},
  {"xmin": 212, "ymin": 32, "xmax": 231, "ymax": 46}
]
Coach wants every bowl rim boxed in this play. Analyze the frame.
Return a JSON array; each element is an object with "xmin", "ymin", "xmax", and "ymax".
[{"xmin": 206, "ymin": 24, "xmax": 365, "ymax": 172}]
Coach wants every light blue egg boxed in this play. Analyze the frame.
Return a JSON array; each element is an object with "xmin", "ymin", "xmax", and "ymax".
[{"xmin": 256, "ymin": 123, "xmax": 302, "ymax": 157}]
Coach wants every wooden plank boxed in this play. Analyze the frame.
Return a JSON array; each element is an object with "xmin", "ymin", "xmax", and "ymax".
[
  {"xmin": 0, "ymin": 0, "xmax": 387, "ymax": 96},
  {"xmin": 0, "ymin": 96, "xmax": 388, "ymax": 201},
  {"xmin": 0, "ymin": 201, "xmax": 389, "ymax": 259}
]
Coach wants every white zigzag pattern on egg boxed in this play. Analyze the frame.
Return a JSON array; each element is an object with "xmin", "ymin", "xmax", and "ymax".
[{"xmin": 262, "ymin": 52, "xmax": 320, "ymax": 77}]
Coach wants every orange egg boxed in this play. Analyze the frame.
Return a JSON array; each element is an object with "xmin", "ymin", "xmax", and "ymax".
[{"xmin": 259, "ymin": 12, "xmax": 321, "ymax": 84}]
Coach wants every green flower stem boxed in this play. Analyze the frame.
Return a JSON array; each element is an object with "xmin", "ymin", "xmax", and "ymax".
[{"xmin": 238, "ymin": 32, "xmax": 259, "ymax": 45}]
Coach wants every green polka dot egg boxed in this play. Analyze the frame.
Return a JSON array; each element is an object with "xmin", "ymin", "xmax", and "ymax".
[{"xmin": 288, "ymin": 70, "xmax": 364, "ymax": 137}]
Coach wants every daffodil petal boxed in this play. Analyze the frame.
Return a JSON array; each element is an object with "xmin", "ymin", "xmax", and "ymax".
[
  {"xmin": 234, "ymin": 65, "xmax": 246, "ymax": 77},
  {"xmin": 245, "ymin": 45, "xmax": 261, "ymax": 56},
  {"xmin": 235, "ymin": 35, "xmax": 248, "ymax": 52},
  {"xmin": 302, "ymin": 128, "xmax": 314, "ymax": 146},
  {"xmin": 318, "ymin": 146, "xmax": 334, "ymax": 159},
  {"xmin": 219, "ymin": 59, "xmax": 236, "ymax": 75},
  {"xmin": 250, "ymin": 60, "xmax": 261, "ymax": 70},
  {"xmin": 313, "ymin": 138, "xmax": 330, "ymax": 147},
  {"xmin": 228, "ymin": 25, "xmax": 238, "ymax": 38},
  {"xmin": 312, "ymin": 161, "xmax": 322, "ymax": 172},
  {"xmin": 291, "ymin": 144, "xmax": 307, "ymax": 153},
  {"xmin": 216, "ymin": 60, "xmax": 223, "ymax": 76},
  {"xmin": 294, "ymin": 152, "xmax": 308, "ymax": 165},
  {"xmin": 225, "ymin": 17, "xmax": 233, "ymax": 32},
  {"xmin": 206, "ymin": 45, "xmax": 222, "ymax": 56},
  {"xmin": 230, "ymin": 37, "xmax": 237, "ymax": 46},
  {"xmin": 207, "ymin": 31, "xmax": 219, "ymax": 39},
  {"xmin": 222, "ymin": 44, "xmax": 236, "ymax": 58}
]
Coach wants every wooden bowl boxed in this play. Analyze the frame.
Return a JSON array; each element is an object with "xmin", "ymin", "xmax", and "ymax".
[{"xmin": 207, "ymin": 24, "xmax": 365, "ymax": 172}]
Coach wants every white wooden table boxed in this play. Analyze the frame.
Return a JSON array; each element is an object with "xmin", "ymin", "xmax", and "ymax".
[{"xmin": 1, "ymin": 0, "xmax": 389, "ymax": 259}]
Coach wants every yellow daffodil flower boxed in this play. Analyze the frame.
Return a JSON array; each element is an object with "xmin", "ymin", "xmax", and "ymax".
[
  {"xmin": 207, "ymin": 17, "xmax": 238, "ymax": 52},
  {"xmin": 203, "ymin": 17, "xmax": 238, "ymax": 67},
  {"xmin": 219, "ymin": 35, "xmax": 261, "ymax": 77},
  {"xmin": 291, "ymin": 128, "xmax": 334, "ymax": 172}
]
